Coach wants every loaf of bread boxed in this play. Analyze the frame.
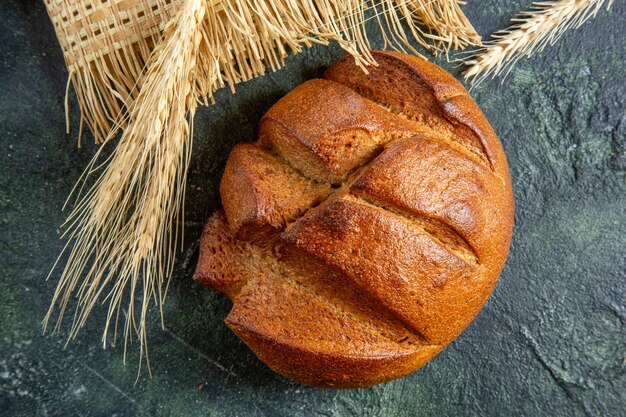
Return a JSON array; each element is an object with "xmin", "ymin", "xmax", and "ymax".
[{"xmin": 194, "ymin": 51, "xmax": 514, "ymax": 388}]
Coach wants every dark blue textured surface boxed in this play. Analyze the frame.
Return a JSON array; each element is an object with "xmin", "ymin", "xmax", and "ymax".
[{"xmin": 1, "ymin": 1, "xmax": 624, "ymax": 416}]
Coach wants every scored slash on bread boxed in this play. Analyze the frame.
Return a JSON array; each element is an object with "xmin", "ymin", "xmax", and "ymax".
[
  {"xmin": 219, "ymin": 143, "xmax": 333, "ymax": 243},
  {"xmin": 257, "ymin": 78, "xmax": 422, "ymax": 184},
  {"xmin": 325, "ymin": 50, "xmax": 508, "ymax": 172},
  {"xmin": 198, "ymin": 212, "xmax": 443, "ymax": 387},
  {"xmin": 194, "ymin": 51, "xmax": 514, "ymax": 387}
]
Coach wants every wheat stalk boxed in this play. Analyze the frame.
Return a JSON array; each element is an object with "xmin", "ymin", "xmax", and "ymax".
[
  {"xmin": 44, "ymin": 0, "xmax": 480, "ymax": 370},
  {"xmin": 44, "ymin": 0, "xmax": 207, "ymax": 373},
  {"xmin": 462, "ymin": 0, "xmax": 613, "ymax": 85}
]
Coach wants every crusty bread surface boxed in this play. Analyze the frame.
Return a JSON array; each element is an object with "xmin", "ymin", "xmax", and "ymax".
[{"xmin": 194, "ymin": 51, "xmax": 514, "ymax": 388}]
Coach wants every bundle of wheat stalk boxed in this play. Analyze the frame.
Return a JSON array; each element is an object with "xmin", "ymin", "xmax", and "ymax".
[
  {"xmin": 44, "ymin": 0, "xmax": 482, "ymax": 144},
  {"xmin": 43, "ymin": 0, "xmax": 483, "ymax": 369},
  {"xmin": 463, "ymin": 0, "xmax": 614, "ymax": 85}
]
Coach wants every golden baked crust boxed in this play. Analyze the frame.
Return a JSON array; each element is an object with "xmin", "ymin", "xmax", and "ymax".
[{"xmin": 194, "ymin": 51, "xmax": 514, "ymax": 387}]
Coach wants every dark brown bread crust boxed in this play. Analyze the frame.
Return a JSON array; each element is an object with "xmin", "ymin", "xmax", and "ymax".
[{"xmin": 194, "ymin": 51, "xmax": 514, "ymax": 387}]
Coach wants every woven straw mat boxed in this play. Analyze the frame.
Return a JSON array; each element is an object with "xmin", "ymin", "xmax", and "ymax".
[{"xmin": 44, "ymin": 0, "xmax": 183, "ymax": 142}]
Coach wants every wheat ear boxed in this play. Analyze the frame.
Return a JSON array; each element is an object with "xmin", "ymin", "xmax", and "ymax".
[
  {"xmin": 43, "ymin": 0, "xmax": 207, "ymax": 373},
  {"xmin": 463, "ymin": 0, "xmax": 613, "ymax": 85}
]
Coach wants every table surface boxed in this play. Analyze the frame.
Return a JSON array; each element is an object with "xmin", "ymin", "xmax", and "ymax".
[{"xmin": 1, "ymin": 1, "xmax": 624, "ymax": 416}]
